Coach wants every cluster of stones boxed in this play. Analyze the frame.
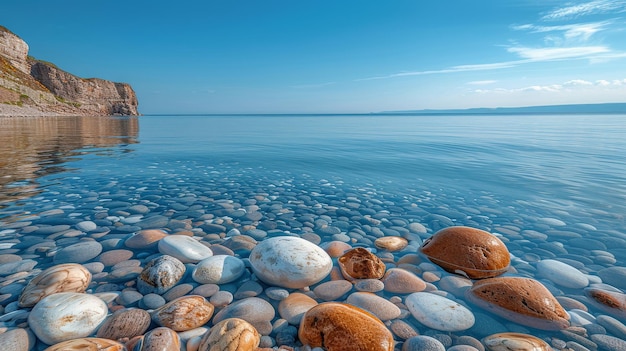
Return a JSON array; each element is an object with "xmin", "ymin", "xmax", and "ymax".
[{"xmin": 2, "ymin": 174, "xmax": 626, "ymax": 351}]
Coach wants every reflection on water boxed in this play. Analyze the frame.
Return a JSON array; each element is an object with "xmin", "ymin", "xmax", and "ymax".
[{"xmin": 0, "ymin": 116, "xmax": 138, "ymax": 206}]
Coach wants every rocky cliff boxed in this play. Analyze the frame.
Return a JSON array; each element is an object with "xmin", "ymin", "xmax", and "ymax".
[{"xmin": 0, "ymin": 25, "xmax": 139, "ymax": 116}]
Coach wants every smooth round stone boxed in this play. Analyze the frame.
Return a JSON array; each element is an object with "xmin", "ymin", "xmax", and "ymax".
[
  {"xmin": 584, "ymin": 287, "xmax": 626, "ymax": 319},
  {"xmin": 405, "ymin": 292, "xmax": 475, "ymax": 331},
  {"xmin": 137, "ymin": 327, "xmax": 181, "ymax": 351},
  {"xmin": 141, "ymin": 293, "xmax": 166, "ymax": 309},
  {"xmin": 212, "ymin": 297, "xmax": 275, "ymax": 325},
  {"xmin": 438, "ymin": 275, "xmax": 473, "ymax": 297},
  {"xmin": 536, "ymin": 259, "xmax": 589, "ymax": 289},
  {"xmin": 44, "ymin": 337, "xmax": 125, "ymax": 351},
  {"xmin": 590, "ymin": 334, "xmax": 626, "ymax": 351},
  {"xmin": 158, "ymin": 235, "xmax": 213, "ymax": 263},
  {"xmin": 354, "ymin": 278, "xmax": 385, "ymax": 292},
  {"xmin": 19, "ymin": 263, "xmax": 91, "ymax": 308},
  {"xmin": 125, "ymin": 230, "xmax": 167, "ymax": 250},
  {"xmin": 0, "ymin": 328, "xmax": 33, "ymax": 351},
  {"xmin": 321, "ymin": 240, "xmax": 352, "ymax": 257},
  {"xmin": 598, "ymin": 267, "xmax": 626, "ymax": 290},
  {"xmin": 0, "ymin": 259, "xmax": 37, "ymax": 276},
  {"xmin": 402, "ymin": 335, "xmax": 445, "ymax": 351},
  {"xmin": 76, "ymin": 221, "xmax": 98, "ymax": 232},
  {"xmin": 482, "ymin": 333, "xmax": 550, "ymax": 351},
  {"xmin": 338, "ymin": 247, "xmax": 386, "ymax": 280},
  {"xmin": 191, "ymin": 284, "xmax": 220, "ymax": 298},
  {"xmin": 597, "ymin": 314, "xmax": 626, "ymax": 339},
  {"xmin": 53, "ymin": 240, "xmax": 103, "ymax": 264},
  {"xmin": 375, "ymin": 236, "xmax": 408, "ymax": 252},
  {"xmin": 97, "ymin": 307, "xmax": 151, "ymax": 340},
  {"xmin": 419, "ymin": 226, "xmax": 510, "ymax": 279},
  {"xmin": 466, "ymin": 277, "xmax": 569, "ymax": 330},
  {"xmin": 137, "ymin": 255, "xmax": 186, "ymax": 295},
  {"xmin": 151, "ymin": 295, "xmax": 214, "ymax": 331},
  {"xmin": 210, "ymin": 291, "xmax": 234, "ymax": 307},
  {"xmin": 313, "ymin": 280, "xmax": 353, "ymax": 301},
  {"xmin": 97, "ymin": 249, "xmax": 134, "ymax": 267},
  {"xmin": 346, "ymin": 292, "xmax": 401, "ymax": 321},
  {"xmin": 28, "ymin": 292, "xmax": 108, "ymax": 345},
  {"xmin": 249, "ymin": 236, "xmax": 332, "ymax": 289},
  {"xmin": 265, "ymin": 287, "xmax": 290, "ymax": 301},
  {"xmin": 382, "ymin": 268, "xmax": 427, "ymax": 294},
  {"xmin": 198, "ymin": 318, "xmax": 260, "ymax": 351},
  {"xmin": 299, "ymin": 302, "xmax": 394, "ymax": 351},
  {"xmin": 278, "ymin": 292, "xmax": 318, "ymax": 325},
  {"xmin": 192, "ymin": 255, "xmax": 246, "ymax": 284}
]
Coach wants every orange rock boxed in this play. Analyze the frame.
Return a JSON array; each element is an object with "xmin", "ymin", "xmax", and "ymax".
[
  {"xmin": 381, "ymin": 268, "xmax": 427, "ymax": 294},
  {"xmin": 299, "ymin": 302, "xmax": 394, "ymax": 351},
  {"xmin": 420, "ymin": 226, "xmax": 510, "ymax": 279},
  {"xmin": 585, "ymin": 287, "xmax": 626, "ymax": 320},
  {"xmin": 125, "ymin": 229, "xmax": 167, "ymax": 250},
  {"xmin": 151, "ymin": 295, "xmax": 214, "ymax": 331},
  {"xmin": 198, "ymin": 318, "xmax": 260, "ymax": 351},
  {"xmin": 374, "ymin": 237, "xmax": 408, "ymax": 252},
  {"xmin": 483, "ymin": 333, "xmax": 551, "ymax": 351},
  {"xmin": 466, "ymin": 277, "xmax": 569, "ymax": 330},
  {"xmin": 338, "ymin": 248, "xmax": 386, "ymax": 281},
  {"xmin": 43, "ymin": 338, "xmax": 125, "ymax": 351},
  {"xmin": 322, "ymin": 241, "xmax": 352, "ymax": 258}
]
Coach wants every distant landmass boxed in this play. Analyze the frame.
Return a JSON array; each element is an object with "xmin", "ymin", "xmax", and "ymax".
[{"xmin": 384, "ymin": 103, "xmax": 626, "ymax": 115}]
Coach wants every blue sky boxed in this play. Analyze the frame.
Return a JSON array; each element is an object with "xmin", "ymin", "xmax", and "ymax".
[{"xmin": 2, "ymin": 0, "xmax": 626, "ymax": 113}]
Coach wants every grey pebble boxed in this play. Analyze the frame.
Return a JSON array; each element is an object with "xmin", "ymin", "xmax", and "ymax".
[
  {"xmin": 53, "ymin": 240, "xmax": 103, "ymax": 264},
  {"xmin": 402, "ymin": 335, "xmax": 446, "ymax": 351},
  {"xmin": 590, "ymin": 334, "xmax": 626, "ymax": 351}
]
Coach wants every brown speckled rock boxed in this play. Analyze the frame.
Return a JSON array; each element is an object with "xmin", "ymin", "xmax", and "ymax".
[
  {"xmin": 585, "ymin": 287, "xmax": 626, "ymax": 320},
  {"xmin": 198, "ymin": 318, "xmax": 260, "ymax": 351},
  {"xmin": 338, "ymin": 248, "xmax": 386, "ymax": 281},
  {"xmin": 137, "ymin": 255, "xmax": 186, "ymax": 295},
  {"xmin": 299, "ymin": 302, "xmax": 394, "ymax": 351},
  {"xmin": 96, "ymin": 307, "xmax": 151, "ymax": 340},
  {"xmin": 43, "ymin": 337, "xmax": 125, "ymax": 351},
  {"xmin": 0, "ymin": 328, "xmax": 34, "ymax": 351},
  {"xmin": 482, "ymin": 333, "xmax": 551, "ymax": 351},
  {"xmin": 420, "ymin": 226, "xmax": 510, "ymax": 279},
  {"xmin": 135, "ymin": 327, "xmax": 181, "ymax": 351},
  {"xmin": 374, "ymin": 237, "xmax": 408, "ymax": 252},
  {"xmin": 18, "ymin": 263, "xmax": 91, "ymax": 307},
  {"xmin": 466, "ymin": 277, "xmax": 569, "ymax": 330},
  {"xmin": 151, "ymin": 295, "xmax": 214, "ymax": 331}
]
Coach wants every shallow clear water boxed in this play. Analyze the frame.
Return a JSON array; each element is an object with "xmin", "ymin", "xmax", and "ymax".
[{"xmin": 2, "ymin": 114, "xmax": 626, "ymax": 348}]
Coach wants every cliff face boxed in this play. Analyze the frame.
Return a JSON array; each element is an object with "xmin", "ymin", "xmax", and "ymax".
[{"xmin": 0, "ymin": 25, "xmax": 139, "ymax": 116}]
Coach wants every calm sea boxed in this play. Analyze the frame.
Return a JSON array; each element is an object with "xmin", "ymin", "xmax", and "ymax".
[{"xmin": 1, "ymin": 114, "xmax": 626, "ymax": 347}]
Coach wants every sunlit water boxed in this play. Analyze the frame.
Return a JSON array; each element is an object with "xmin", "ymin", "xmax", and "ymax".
[{"xmin": 1, "ymin": 114, "xmax": 626, "ymax": 349}]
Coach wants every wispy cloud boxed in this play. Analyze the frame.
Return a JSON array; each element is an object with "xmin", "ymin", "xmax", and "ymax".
[
  {"xmin": 471, "ymin": 78, "xmax": 626, "ymax": 94},
  {"xmin": 542, "ymin": 0, "xmax": 626, "ymax": 20},
  {"xmin": 467, "ymin": 80, "xmax": 498, "ymax": 85},
  {"xmin": 507, "ymin": 45, "xmax": 610, "ymax": 60},
  {"xmin": 512, "ymin": 21, "xmax": 612, "ymax": 42}
]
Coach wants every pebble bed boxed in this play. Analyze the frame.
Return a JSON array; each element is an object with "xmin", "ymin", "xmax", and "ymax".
[{"xmin": 1, "ymin": 162, "xmax": 626, "ymax": 351}]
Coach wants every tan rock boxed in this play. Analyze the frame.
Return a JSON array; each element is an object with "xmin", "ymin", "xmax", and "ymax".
[
  {"xmin": 466, "ymin": 277, "xmax": 569, "ymax": 330},
  {"xmin": 483, "ymin": 332, "xmax": 551, "ymax": 351},
  {"xmin": 338, "ymin": 248, "xmax": 386, "ymax": 281},
  {"xmin": 125, "ymin": 229, "xmax": 167, "ymax": 250},
  {"xmin": 96, "ymin": 307, "xmax": 151, "ymax": 340},
  {"xmin": 420, "ymin": 226, "xmax": 510, "ymax": 279},
  {"xmin": 43, "ymin": 337, "xmax": 125, "ymax": 351},
  {"xmin": 0, "ymin": 328, "xmax": 34, "ymax": 351},
  {"xmin": 381, "ymin": 268, "xmax": 427, "ymax": 294},
  {"xmin": 136, "ymin": 327, "xmax": 181, "ymax": 351},
  {"xmin": 18, "ymin": 263, "xmax": 91, "ymax": 307},
  {"xmin": 152, "ymin": 295, "xmax": 214, "ymax": 331},
  {"xmin": 374, "ymin": 237, "xmax": 408, "ymax": 252},
  {"xmin": 198, "ymin": 318, "xmax": 260, "ymax": 351},
  {"xmin": 585, "ymin": 287, "xmax": 626, "ymax": 320},
  {"xmin": 278, "ymin": 292, "xmax": 319, "ymax": 325},
  {"xmin": 299, "ymin": 302, "xmax": 394, "ymax": 351},
  {"xmin": 322, "ymin": 241, "xmax": 352, "ymax": 258}
]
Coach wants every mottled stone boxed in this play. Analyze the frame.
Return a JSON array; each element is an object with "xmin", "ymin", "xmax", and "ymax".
[
  {"xmin": 152, "ymin": 295, "xmax": 214, "ymax": 331},
  {"xmin": 299, "ymin": 302, "xmax": 394, "ymax": 351},
  {"xmin": 346, "ymin": 292, "xmax": 401, "ymax": 321},
  {"xmin": 405, "ymin": 292, "xmax": 475, "ymax": 331},
  {"xmin": 585, "ymin": 287, "xmax": 626, "ymax": 320},
  {"xmin": 43, "ymin": 338, "xmax": 125, "ymax": 351},
  {"xmin": 374, "ymin": 236, "xmax": 408, "ymax": 252},
  {"xmin": 137, "ymin": 255, "xmax": 186, "ymax": 295},
  {"xmin": 382, "ymin": 268, "xmax": 427, "ymax": 294},
  {"xmin": 19, "ymin": 263, "xmax": 91, "ymax": 307},
  {"xmin": 250, "ymin": 236, "xmax": 332, "ymax": 289},
  {"xmin": 0, "ymin": 328, "xmax": 34, "ymax": 351},
  {"xmin": 198, "ymin": 318, "xmax": 260, "ymax": 351},
  {"xmin": 590, "ymin": 334, "xmax": 626, "ymax": 351},
  {"xmin": 278, "ymin": 292, "xmax": 318, "ymax": 325},
  {"xmin": 28, "ymin": 292, "xmax": 108, "ymax": 345},
  {"xmin": 420, "ymin": 226, "xmax": 510, "ymax": 279},
  {"xmin": 466, "ymin": 277, "xmax": 569, "ymax": 330},
  {"xmin": 96, "ymin": 307, "xmax": 151, "ymax": 340},
  {"xmin": 482, "ymin": 333, "xmax": 550, "ymax": 351},
  {"xmin": 136, "ymin": 327, "xmax": 181, "ymax": 351},
  {"xmin": 338, "ymin": 247, "xmax": 386, "ymax": 280}
]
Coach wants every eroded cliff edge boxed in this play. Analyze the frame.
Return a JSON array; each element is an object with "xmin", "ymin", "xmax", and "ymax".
[{"xmin": 0, "ymin": 25, "xmax": 139, "ymax": 116}]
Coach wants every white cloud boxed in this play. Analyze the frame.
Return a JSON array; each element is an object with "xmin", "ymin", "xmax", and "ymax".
[
  {"xmin": 512, "ymin": 21, "xmax": 611, "ymax": 42},
  {"xmin": 542, "ymin": 0, "xmax": 626, "ymax": 20},
  {"xmin": 471, "ymin": 78, "xmax": 626, "ymax": 94},
  {"xmin": 564, "ymin": 79, "xmax": 593, "ymax": 85},
  {"xmin": 507, "ymin": 45, "xmax": 610, "ymax": 60}
]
